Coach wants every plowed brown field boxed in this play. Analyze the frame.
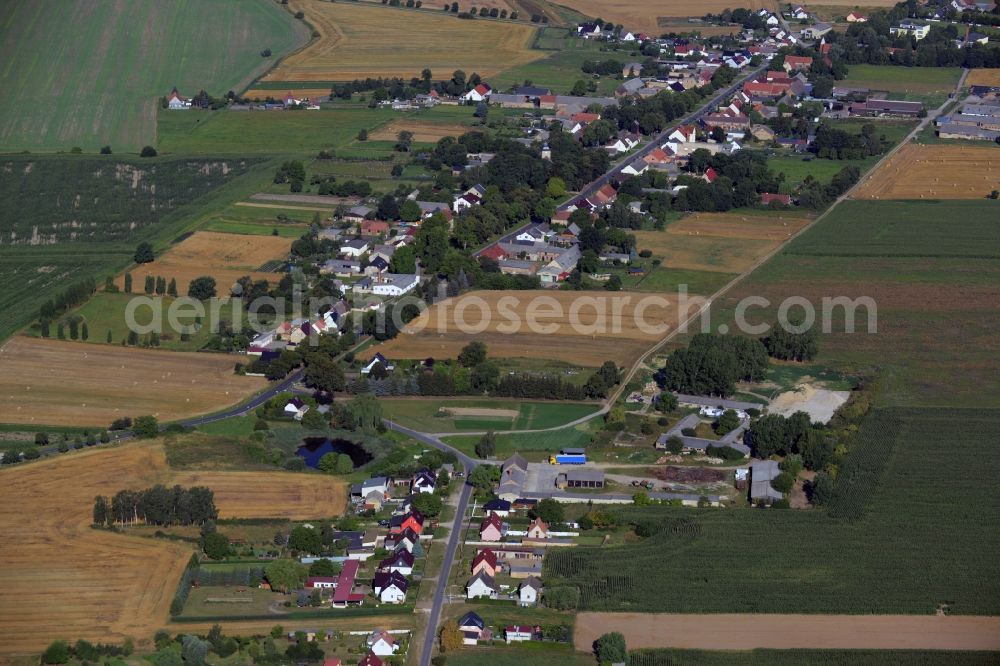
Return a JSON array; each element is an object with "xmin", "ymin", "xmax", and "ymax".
[
  {"xmin": 575, "ymin": 612, "xmax": 1000, "ymax": 651},
  {"xmin": 0, "ymin": 442, "xmax": 346, "ymax": 657},
  {"xmin": 263, "ymin": 0, "xmax": 544, "ymax": 81},
  {"xmin": 118, "ymin": 231, "xmax": 292, "ymax": 294},
  {"xmin": 359, "ymin": 290, "xmax": 701, "ymax": 366},
  {"xmin": 0, "ymin": 337, "xmax": 266, "ymax": 427},
  {"xmin": 854, "ymin": 144, "xmax": 1000, "ymax": 200}
]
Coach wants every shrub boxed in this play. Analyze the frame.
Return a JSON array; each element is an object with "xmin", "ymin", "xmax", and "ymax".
[
  {"xmin": 140, "ymin": 146, "xmax": 158, "ymax": 157},
  {"xmin": 681, "ymin": 427, "xmax": 697, "ymax": 437}
]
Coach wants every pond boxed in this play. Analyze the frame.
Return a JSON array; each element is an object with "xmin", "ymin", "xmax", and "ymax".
[{"xmin": 295, "ymin": 437, "xmax": 372, "ymax": 469}]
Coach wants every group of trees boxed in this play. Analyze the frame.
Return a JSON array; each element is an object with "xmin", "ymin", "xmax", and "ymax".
[
  {"xmin": 812, "ymin": 122, "xmax": 888, "ymax": 160},
  {"xmin": 37, "ymin": 277, "xmax": 97, "ymax": 323},
  {"xmin": 273, "ymin": 160, "xmax": 306, "ymax": 192},
  {"xmin": 762, "ymin": 319, "xmax": 819, "ymax": 361},
  {"xmin": 657, "ymin": 333, "xmax": 769, "ymax": 397},
  {"xmin": 93, "ymin": 485, "xmax": 217, "ymax": 526},
  {"xmin": 748, "ymin": 411, "xmax": 835, "ymax": 470},
  {"xmin": 42, "ymin": 639, "xmax": 134, "ymax": 665}
]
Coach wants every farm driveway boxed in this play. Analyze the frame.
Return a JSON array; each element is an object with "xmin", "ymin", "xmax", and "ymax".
[{"xmin": 575, "ymin": 613, "xmax": 1000, "ymax": 651}]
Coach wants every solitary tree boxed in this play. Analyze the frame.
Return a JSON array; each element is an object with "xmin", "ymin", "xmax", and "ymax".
[
  {"xmin": 203, "ymin": 531, "xmax": 231, "ymax": 559},
  {"xmin": 457, "ymin": 340, "xmax": 487, "ymax": 367},
  {"xmin": 123, "ymin": 272, "xmax": 133, "ymax": 293},
  {"xmin": 133, "ymin": 415, "xmax": 159, "ymax": 438},
  {"xmin": 134, "ymin": 242, "xmax": 155, "ymax": 264},
  {"xmin": 188, "ymin": 276, "xmax": 217, "ymax": 300},
  {"xmin": 475, "ymin": 430, "xmax": 496, "ymax": 459}
]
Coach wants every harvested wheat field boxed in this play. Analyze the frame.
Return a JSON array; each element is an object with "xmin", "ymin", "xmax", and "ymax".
[
  {"xmin": 550, "ymin": 0, "xmax": 773, "ymax": 34},
  {"xmin": 118, "ymin": 231, "xmax": 292, "ymax": 294},
  {"xmin": 966, "ymin": 68, "xmax": 1000, "ymax": 87},
  {"xmin": 854, "ymin": 144, "xmax": 1000, "ymax": 200},
  {"xmin": 369, "ymin": 120, "xmax": 472, "ymax": 143},
  {"xmin": 0, "ymin": 337, "xmax": 266, "ymax": 427},
  {"xmin": 634, "ymin": 213, "xmax": 811, "ymax": 273},
  {"xmin": 170, "ymin": 471, "xmax": 346, "ymax": 519},
  {"xmin": 0, "ymin": 442, "xmax": 346, "ymax": 657},
  {"xmin": 263, "ymin": 0, "xmax": 545, "ymax": 81},
  {"xmin": 575, "ymin": 612, "xmax": 1000, "ymax": 652},
  {"xmin": 243, "ymin": 87, "xmax": 332, "ymax": 101},
  {"xmin": 360, "ymin": 290, "xmax": 700, "ymax": 366}
]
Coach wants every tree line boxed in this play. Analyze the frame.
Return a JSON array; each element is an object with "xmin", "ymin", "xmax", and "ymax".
[{"xmin": 93, "ymin": 485, "xmax": 217, "ymax": 526}]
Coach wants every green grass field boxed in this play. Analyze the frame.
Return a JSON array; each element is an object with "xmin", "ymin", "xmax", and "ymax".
[
  {"xmin": 28, "ymin": 292, "xmax": 246, "ymax": 351},
  {"xmin": 492, "ymin": 39, "xmax": 627, "ymax": 96},
  {"xmin": 380, "ymin": 398, "xmax": 600, "ymax": 433},
  {"xmin": 620, "ymin": 265, "xmax": 738, "ymax": 295},
  {"xmin": 443, "ymin": 420, "xmax": 599, "ymax": 459},
  {"xmin": 840, "ymin": 65, "xmax": 961, "ymax": 106},
  {"xmin": 0, "ymin": 0, "xmax": 307, "ymax": 152},
  {"xmin": 158, "ymin": 107, "xmax": 398, "ymax": 154}
]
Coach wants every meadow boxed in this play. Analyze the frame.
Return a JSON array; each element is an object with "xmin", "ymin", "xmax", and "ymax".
[
  {"xmin": 380, "ymin": 398, "xmax": 599, "ymax": 432},
  {"xmin": 490, "ymin": 39, "xmax": 628, "ymax": 95},
  {"xmin": 840, "ymin": 64, "xmax": 962, "ymax": 105},
  {"xmin": 544, "ymin": 407, "xmax": 1000, "ymax": 615},
  {"xmin": 263, "ymin": 0, "xmax": 546, "ymax": 81},
  {"xmin": 0, "ymin": 337, "xmax": 267, "ymax": 427},
  {"xmin": 0, "ymin": 441, "xmax": 344, "ymax": 657},
  {"xmin": 0, "ymin": 0, "xmax": 307, "ymax": 152},
  {"xmin": 443, "ymin": 421, "xmax": 598, "ymax": 459},
  {"xmin": 157, "ymin": 107, "xmax": 397, "ymax": 154}
]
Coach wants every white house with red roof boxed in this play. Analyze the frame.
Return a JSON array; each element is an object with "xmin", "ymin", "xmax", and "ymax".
[
  {"xmin": 461, "ymin": 83, "xmax": 492, "ymax": 103},
  {"xmin": 167, "ymin": 87, "xmax": 191, "ymax": 110},
  {"xmin": 846, "ymin": 11, "xmax": 867, "ymax": 21}
]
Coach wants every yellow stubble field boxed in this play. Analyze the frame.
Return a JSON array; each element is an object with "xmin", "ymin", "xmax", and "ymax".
[
  {"xmin": 263, "ymin": 0, "xmax": 546, "ymax": 81},
  {"xmin": 0, "ymin": 442, "xmax": 347, "ymax": 657},
  {"xmin": 0, "ymin": 337, "xmax": 267, "ymax": 427},
  {"xmin": 853, "ymin": 144, "xmax": 1000, "ymax": 200},
  {"xmin": 359, "ymin": 289, "xmax": 701, "ymax": 366}
]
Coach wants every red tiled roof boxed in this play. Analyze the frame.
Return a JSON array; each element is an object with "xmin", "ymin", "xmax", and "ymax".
[{"xmin": 333, "ymin": 560, "xmax": 360, "ymax": 603}]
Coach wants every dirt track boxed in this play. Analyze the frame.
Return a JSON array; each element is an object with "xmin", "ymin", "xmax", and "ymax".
[{"xmin": 575, "ymin": 612, "xmax": 1000, "ymax": 651}]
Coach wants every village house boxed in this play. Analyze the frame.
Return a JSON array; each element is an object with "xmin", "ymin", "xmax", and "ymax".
[
  {"xmin": 458, "ymin": 611, "xmax": 488, "ymax": 645},
  {"xmin": 306, "ymin": 576, "xmax": 338, "ymax": 589},
  {"xmin": 361, "ymin": 352, "xmax": 395, "ymax": 375},
  {"xmin": 357, "ymin": 654, "xmax": 383, "ymax": 666},
  {"xmin": 453, "ymin": 184, "xmax": 487, "ymax": 213},
  {"xmin": 340, "ymin": 238, "xmax": 370, "ymax": 258},
  {"xmin": 384, "ymin": 527, "xmax": 418, "ymax": 553},
  {"xmin": 505, "ymin": 625, "xmax": 536, "ymax": 644},
  {"xmin": 472, "ymin": 548, "xmax": 498, "ymax": 577},
  {"xmin": 332, "ymin": 560, "xmax": 366, "ymax": 607},
  {"xmin": 360, "ymin": 219, "xmax": 390, "ymax": 237},
  {"xmin": 411, "ymin": 469, "xmax": 436, "ymax": 494},
  {"xmin": 845, "ymin": 11, "xmax": 867, "ymax": 22},
  {"xmin": 782, "ymin": 55, "xmax": 813, "ymax": 72},
  {"xmin": 466, "ymin": 571, "xmax": 498, "ymax": 599},
  {"xmin": 479, "ymin": 512, "xmax": 504, "ymax": 542},
  {"xmin": 283, "ymin": 397, "xmax": 310, "ymax": 421},
  {"xmin": 482, "ymin": 498, "xmax": 512, "ymax": 517},
  {"xmin": 367, "ymin": 631, "xmax": 400, "ymax": 656},
  {"xmin": 370, "ymin": 273, "xmax": 419, "ymax": 297},
  {"xmin": 343, "ymin": 205, "xmax": 374, "ymax": 224},
  {"xmin": 761, "ymin": 192, "xmax": 793, "ymax": 206},
  {"xmin": 526, "ymin": 517, "xmax": 549, "ymax": 540},
  {"xmin": 373, "ymin": 571, "xmax": 409, "ymax": 603},
  {"xmin": 378, "ymin": 549, "xmax": 415, "ymax": 576},
  {"xmin": 389, "ymin": 511, "xmax": 424, "ymax": 535},
  {"xmin": 518, "ymin": 576, "xmax": 542, "ymax": 607},
  {"xmin": 890, "ymin": 20, "xmax": 930, "ymax": 40}
]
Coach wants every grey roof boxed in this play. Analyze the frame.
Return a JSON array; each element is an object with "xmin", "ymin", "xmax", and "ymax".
[
  {"xmin": 617, "ymin": 78, "xmax": 645, "ymax": 94},
  {"xmin": 521, "ymin": 576, "xmax": 542, "ymax": 590},
  {"xmin": 937, "ymin": 123, "xmax": 1000, "ymax": 140},
  {"xmin": 673, "ymin": 393, "xmax": 762, "ymax": 410},
  {"xmin": 750, "ymin": 459, "xmax": 784, "ymax": 501},
  {"xmin": 504, "ymin": 453, "xmax": 527, "ymax": 471},
  {"xmin": 347, "ymin": 205, "xmax": 373, "ymax": 217},
  {"xmin": 342, "ymin": 238, "xmax": 369, "ymax": 250},
  {"xmin": 559, "ymin": 468, "xmax": 605, "ymax": 483},
  {"xmin": 553, "ymin": 95, "xmax": 617, "ymax": 107}
]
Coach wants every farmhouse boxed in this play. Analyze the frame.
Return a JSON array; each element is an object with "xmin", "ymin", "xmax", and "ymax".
[
  {"xmin": 505, "ymin": 625, "xmax": 535, "ymax": 643},
  {"xmin": 166, "ymin": 87, "xmax": 191, "ymax": 109},
  {"xmin": 462, "ymin": 83, "xmax": 492, "ymax": 102},
  {"xmin": 499, "ymin": 453, "xmax": 528, "ymax": 500},
  {"xmin": 466, "ymin": 571, "xmax": 498, "ymax": 599},
  {"xmin": 482, "ymin": 498, "xmax": 512, "ymax": 516},
  {"xmin": 849, "ymin": 99, "xmax": 923, "ymax": 117},
  {"xmin": 284, "ymin": 397, "xmax": 310, "ymax": 421},
  {"xmin": 782, "ymin": 55, "xmax": 812, "ymax": 72},
  {"xmin": 371, "ymin": 273, "xmax": 419, "ymax": 297},
  {"xmin": 846, "ymin": 11, "xmax": 867, "ymax": 22},
  {"xmin": 761, "ymin": 192, "xmax": 792, "ymax": 206},
  {"xmin": 306, "ymin": 576, "xmax": 338, "ymax": 589},
  {"xmin": 340, "ymin": 239, "xmax": 370, "ymax": 258},
  {"xmin": 362, "ymin": 353, "xmax": 395, "ymax": 375}
]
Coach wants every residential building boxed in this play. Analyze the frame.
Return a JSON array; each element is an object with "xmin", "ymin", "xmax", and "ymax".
[
  {"xmin": 411, "ymin": 469, "xmax": 436, "ymax": 494},
  {"xmin": 480, "ymin": 512, "xmax": 504, "ymax": 542},
  {"xmin": 372, "ymin": 571, "xmax": 409, "ymax": 603},
  {"xmin": 461, "ymin": 83, "xmax": 492, "ymax": 102},
  {"xmin": 482, "ymin": 498, "xmax": 512, "ymax": 516},
  {"xmin": 761, "ymin": 192, "xmax": 792, "ymax": 206},
  {"xmin": 505, "ymin": 626, "xmax": 534, "ymax": 643},
  {"xmin": 526, "ymin": 517, "xmax": 549, "ymax": 540},
  {"xmin": 371, "ymin": 273, "xmax": 419, "ymax": 297},
  {"xmin": 466, "ymin": 571, "xmax": 498, "ymax": 599},
  {"xmin": 367, "ymin": 631, "xmax": 400, "ymax": 656},
  {"xmin": 361, "ymin": 353, "xmax": 395, "ymax": 375},
  {"xmin": 472, "ymin": 548, "xmax": 498, "ymax": 577},
  {"xmin": 890, "ymin": 20, "xmax": 930, "ymax": 40},
  {"xmin": 283, "ymin": 397, "xmax": 309, "ymax": 421},
  {"xmin": 378, "ymin": 549, "xmax": 415, "ymax": 576},
  {"xmin": 458, "ymin": 611, "xmax": 487, "ymax": 645},
  {"xmin": 518, "ymin": 576, "xmax": 542, "ymax": 607},
  {"xmin": 340, "ymin": 239, "xmax": 370, "ymax": 258}
]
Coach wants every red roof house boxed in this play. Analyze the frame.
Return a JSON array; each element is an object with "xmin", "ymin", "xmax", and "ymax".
[
  {"xmin": 472, "ymin": 548, "xmax": 498, "ymax": 576},
  {"xmin": 361, "ymin": 220, "xmax": 390, "ymax": 236},
  {"xmin": 783, "ymin": 55, "xmax": 813, "ymax": 72},
  {"xmin": 761, "ymin": 192, "xmax": 792, "ymax": 206},
  {"xmin": 480, "ymin": 512, "xmax": 503, "ymax": 542},
  {"xmin": 480, "ymin": 244, "xmax": 508, "ymax": 262}
]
